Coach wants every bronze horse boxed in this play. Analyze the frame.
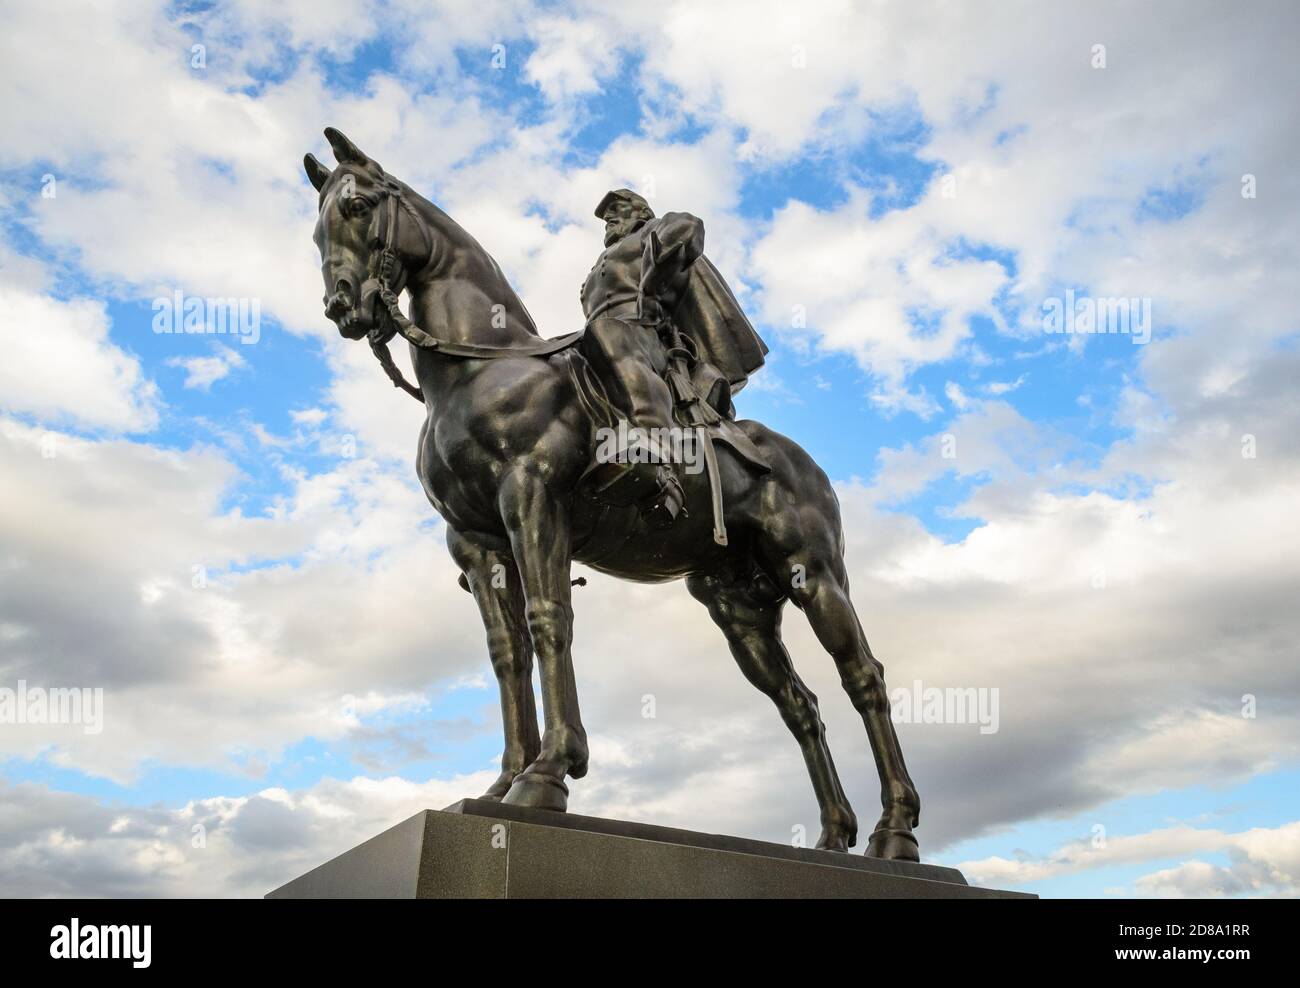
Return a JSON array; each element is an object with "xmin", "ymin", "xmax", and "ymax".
[{"xmin": 305, "ymin": 128, "xmax": 921, "ymax": 860}]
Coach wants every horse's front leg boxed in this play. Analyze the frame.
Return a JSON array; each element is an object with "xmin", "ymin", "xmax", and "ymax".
[
  {"xmin": 498, "ymin": 469, "xmax": 588, "ymax": 812},
  {"xmin": 447, "ymin": 528, "xmax": 540, "ymax": 801}
]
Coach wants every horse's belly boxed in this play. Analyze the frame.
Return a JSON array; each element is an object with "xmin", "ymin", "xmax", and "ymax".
[{"xmin": 571, "ymin": 495, "xmax": 732, "ymax": 583}]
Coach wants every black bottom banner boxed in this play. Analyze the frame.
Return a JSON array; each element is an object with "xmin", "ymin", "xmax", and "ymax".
[{"xmin": 0, "ymin": 896, "xmax": 1289, "ymax": 975}]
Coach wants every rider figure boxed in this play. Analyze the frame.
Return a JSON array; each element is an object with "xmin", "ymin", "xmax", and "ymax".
[{"xmin": 580, "ymin": 189, "xmax": 705, "ymax": 527}]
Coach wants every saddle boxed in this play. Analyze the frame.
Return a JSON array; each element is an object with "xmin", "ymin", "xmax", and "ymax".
[
  {"xmin": 559, "ymin": 347, "xmax": 768, "ymax": 470},
  {"xmin": 560, "ymin": 341, "xmax": 770, "ymax": 539}
]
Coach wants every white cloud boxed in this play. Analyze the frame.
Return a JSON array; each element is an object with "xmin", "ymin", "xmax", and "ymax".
[
  {"xmin": 0, "ymin": 417, "xmax": 490, "ymax": 782},
  {"xmin": 960, "ymin": 820, "xmax": 1300, "ymax": 898},
  {"xmin": 750, "ymin": 194, "xmax": 1010, "ymax": 388},
  {"xmin": 166, "ymin": 346, "xmax": 246, "ymax": 390},
  {"xmin": 0, "ymin": 1, "xmax": 536, "ymax": 346},
  {"xmin": 524, "ymin": 15, "xmax": 624, "ymax": 99},
  {"xmin": 0, "ymin": 772, "xmax": 498, "ymax": 898},
  {"xmin": 289, "ymin": 407, "xmax": 328, "ymax": 426},
  {"xmin": 984, "ymin": 375, "xmax": 1025, "ymax": 396},
  {"xmin": 0, "ymin": 283, "xmax": 160, "ymax": 432}
]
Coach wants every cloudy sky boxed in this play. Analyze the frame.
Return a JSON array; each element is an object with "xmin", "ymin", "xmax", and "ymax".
[{"xmin": 1, "ymin": 0, "xmax": 1298, "ymax": 898}]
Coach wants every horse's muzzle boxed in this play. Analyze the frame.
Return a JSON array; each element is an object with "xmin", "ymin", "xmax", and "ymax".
[{"xmin": 324, "ymin": 280, "xmax": 376, "ymax": 339}]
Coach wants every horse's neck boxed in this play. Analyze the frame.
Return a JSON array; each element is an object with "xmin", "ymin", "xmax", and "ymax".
[{"xmin": 404, "ymin": 194, "xmax": 541, "ymax": 351}]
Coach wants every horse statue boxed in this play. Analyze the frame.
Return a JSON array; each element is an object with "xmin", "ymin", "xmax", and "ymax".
[{"xmin": 304, "ymin": 127, "xmax": 922, "ymax": 860}]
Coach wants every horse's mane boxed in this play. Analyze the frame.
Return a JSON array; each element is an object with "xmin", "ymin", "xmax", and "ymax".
[{"xmin": 393, "ymin": 176, "xmax": 542, "ymax": 339}]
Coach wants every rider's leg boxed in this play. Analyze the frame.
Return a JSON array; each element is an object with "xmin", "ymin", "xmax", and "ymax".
[
  {"xmin": 583, "ymin": 315, "xmax": 674, "ymax": 431},
  {"xmin": 581, "ymin": 316, "xmax": 684, "ymax": 525}
]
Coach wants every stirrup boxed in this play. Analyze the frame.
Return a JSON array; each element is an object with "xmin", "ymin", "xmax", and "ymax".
[
  {"xmin": 639, "ymin": 470, "xmax": 685, "ymax": 530},
  {"xmin": 587, "ymin": 426, "xmax": 676, "ymax": 507}
]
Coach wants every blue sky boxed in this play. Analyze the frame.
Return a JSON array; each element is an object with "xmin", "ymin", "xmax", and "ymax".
[{"xmin": 1, "ymin": 1, "xmax": 1298, "ymax": 898}]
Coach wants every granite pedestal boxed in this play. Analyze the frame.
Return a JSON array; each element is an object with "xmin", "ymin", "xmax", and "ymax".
[{"xmin": 266, "ymin": 798, "xmax": 1033, "ymax": 899}]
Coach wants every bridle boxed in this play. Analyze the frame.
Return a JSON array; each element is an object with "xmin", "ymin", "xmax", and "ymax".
[
  {"xmin": 356, "ymin": 177, "xmax": 434, "ymax": 402},
  {"xmin": 348, "ymin": 174, "xmax": 586, "ymax": 404}
]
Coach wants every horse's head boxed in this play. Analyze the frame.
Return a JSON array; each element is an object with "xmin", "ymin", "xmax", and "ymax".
[{"xmin": 305, "ymin": 128, "xmax": 427, "ymax": 340}]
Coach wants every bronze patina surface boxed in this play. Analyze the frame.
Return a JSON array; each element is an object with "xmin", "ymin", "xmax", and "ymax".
[{"xmin": 306, "ymin": 128, "xmax": 921, "ymax": 860}]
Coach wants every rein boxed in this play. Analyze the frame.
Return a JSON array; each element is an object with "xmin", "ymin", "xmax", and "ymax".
[{"xmin": 360, "ymin": 181, "xmax": 583, "ymax": 404}]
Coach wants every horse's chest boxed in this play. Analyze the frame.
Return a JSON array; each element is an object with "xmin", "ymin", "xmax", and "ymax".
[
  {"xmin": 410, "ymin": 358, "xmax": 582, "ymax": 534},
  {"xmin": 415, "ymin": 416, "xmax": 515, "ymax": 532},
  {"xmin": 418, "ymin": 435, "xmax": 485, "ymax": 520}
]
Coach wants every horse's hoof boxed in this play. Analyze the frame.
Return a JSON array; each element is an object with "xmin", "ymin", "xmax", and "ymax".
[
  {"xmin": 815, "ymin": 825, "xmax": 856, "ymax": 852},
  {"xmin": 501, "ymin": 772, "xmax": 569, "ymax": 812},
  {"xmin": 865, "ymin": 827, "xmax": 920, "ymax": 861}
]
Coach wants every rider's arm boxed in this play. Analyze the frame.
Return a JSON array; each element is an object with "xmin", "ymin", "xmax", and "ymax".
[
  {"xmin": 639, "ymin": 212, "xmax": 705, "ymax": 316},
  {"xmin": 655, "ymin": 211, "xmax": 705, "ymax": 266}
]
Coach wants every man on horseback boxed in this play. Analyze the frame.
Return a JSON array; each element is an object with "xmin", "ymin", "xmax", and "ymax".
[
  {"xmin": 306, "ymin": 130, "xmax": 924, "ymax": 860},
  {"xmin": 580, "ymin": 189, "xmax": 768, "ymax": 528}
]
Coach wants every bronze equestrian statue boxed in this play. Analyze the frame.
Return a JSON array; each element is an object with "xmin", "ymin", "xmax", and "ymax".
[{"xmin": 304, "ymin": 127, "xmax": 922, "ymax": 860}]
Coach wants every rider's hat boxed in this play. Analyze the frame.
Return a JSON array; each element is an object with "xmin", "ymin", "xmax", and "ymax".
[{"xmin": 594, "ymin": 188, "xmax": 654, "ymax": 219}]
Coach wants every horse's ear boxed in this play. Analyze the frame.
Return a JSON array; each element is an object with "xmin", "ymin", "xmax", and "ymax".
[
  {"xmin": 324, "ymin": 127, "xmax": 368, "ymax": 166},
  {"xmin": 303, "ymin": 153, "xmax": 332, "ymax": 192}
]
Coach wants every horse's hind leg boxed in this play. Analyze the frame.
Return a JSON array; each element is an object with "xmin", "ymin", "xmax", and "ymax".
[
  {"xmin": 786, "ymin": 558, "xmax": 921, "ymax": 860},
  {"xmin": 447, "ymin": 529, "xmax": 540, "ymax": 801},
  {"xmin": 747, "ymin": 465, "xmax": 921, "ymax": 860},
  {"xmin": 686, "ymin": 571, "xmax": 858, "ymax": 851}
]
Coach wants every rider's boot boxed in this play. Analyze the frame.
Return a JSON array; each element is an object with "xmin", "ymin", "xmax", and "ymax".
[{"xmin": 592, "ymin": 423, "xmax": 685, "ymax": 529}]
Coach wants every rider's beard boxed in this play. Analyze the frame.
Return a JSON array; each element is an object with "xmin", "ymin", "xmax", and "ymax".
[{"xmin": 604, "ymin": 215, "xmax": 647, "ymax": 247}]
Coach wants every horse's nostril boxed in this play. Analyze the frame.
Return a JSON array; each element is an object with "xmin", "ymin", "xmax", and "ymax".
[
  {"xmin": 335, "ymin": 278, "xmax": 353, "ymax": 300},
  {"xmin": 325, "ymin": 292, "xmax": 352, "ymax": 320}
]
